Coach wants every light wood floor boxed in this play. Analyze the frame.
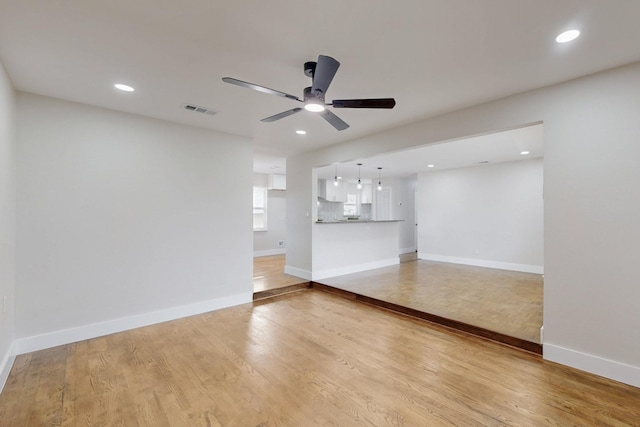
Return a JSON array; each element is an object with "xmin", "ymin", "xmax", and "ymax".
[
  {"xmin": 253, "ymin": 255, "xmax": 307, "ymax": 293},
  {"xmin": 317, "ymin": 259, "xmax": 543, "ymax": 344},
  {"xmin": 1, "ymin": 290, "xmax": 638, "ymax": 426},
  {"xmin": 253, "ymin": 255, "xmax": 543, "ymax": 346}
]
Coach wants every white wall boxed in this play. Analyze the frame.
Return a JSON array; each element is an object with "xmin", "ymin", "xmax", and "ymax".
[
  {"xmin": 15, "ymin": 93, "xmax": 253, "ymax": 352},
  {"xmin": 253, "ymin": 173, "xmax": 286, "ymax": 257},
  {"xmin": 0, "ymin": 60, "xmax": 16, "ymax": 389},
  {"xmin": 417, "ymin": 158, "xmax": 543, "ymax": 273},
  {"xmin": 370, "ymin": 175, "xmax": 416, "ymax": 251},
  {"xmin": 287, "ymin": 61, "xmax": 640, "ymax": 387},
  {"xmin": 285, "ymin": 159, "xmax": 314, "ymax": 275},
  {"xmin": 386, "ymin": 176, "xmax": 416, "ymax": 253}
]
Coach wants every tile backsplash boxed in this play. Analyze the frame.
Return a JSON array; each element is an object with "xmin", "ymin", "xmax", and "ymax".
[
  {"xmin": 317, "ymin": 199, "xmax": 372, "ymax": 220},
  {"xmin": 318, "ymin": 199, "xmax": 343, "ymax": 220}
]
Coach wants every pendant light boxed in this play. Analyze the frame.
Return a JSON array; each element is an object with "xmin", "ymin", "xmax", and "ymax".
[
  {"xmin": 334, "ymin": 164, "xmax": 339, "ymax": 186},
  {"xmin": 377, "ymin": 167, "xmax": 383, "ymax": 191},
  {"xmin": 356, "ymin": 163, "xmax": 363, "ymax": 190}
]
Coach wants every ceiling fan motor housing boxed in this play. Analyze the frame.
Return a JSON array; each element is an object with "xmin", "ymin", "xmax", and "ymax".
[
  {"xmin": 304, "ymin": 61, "xmax": 316, "ymax": 78},
  {"xmin": 303, "ymin": 86, "xmax": 320, "ymax": 102}
]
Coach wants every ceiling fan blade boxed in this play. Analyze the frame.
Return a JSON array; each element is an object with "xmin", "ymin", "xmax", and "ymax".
[
  {"xmin": 261, "ymin": 108, "xmax": 303, "ymax": 122},
  {"xmin": 331, "ymin": 98, "xmax": 396, "ymax": 109},
  {"xmin": 311, "ymin": 55, "xmax": 340, "ymax": 100},
  {"xmin": 222, "ymin": 77, "xmax": 301, "ymax": 101},
  {"xmin": 319, "ymin": 110, "xmax": 349, "ymax": 131}
]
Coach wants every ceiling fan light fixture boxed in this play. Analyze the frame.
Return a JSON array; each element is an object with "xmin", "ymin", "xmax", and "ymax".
[
  {"xmin": 304, "ymin": 103, "xmax": 325, "ymax": 113},
  {"xmin": 556, "ymin": 29, "xmax": 580, "ymax": 43},
  {"xmin": 114, "ymin": 83, "xmax": 134, "ymax": 92}
]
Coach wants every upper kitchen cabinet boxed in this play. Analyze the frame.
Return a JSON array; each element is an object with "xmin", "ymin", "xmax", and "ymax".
[
  {"xmin": 268, "ymin": 173, "xmax": 286, "ymax": 190},
  {"xmin": 326, "ymin": 180, "xmax": 346, "ymax": 202},
  {"xmin": 361, "ymin": 183, "xmax": 372, "ymax": 204},
  {"xmin": 318, "ymin": 179, "xmax": 346, "ymax": 202}
]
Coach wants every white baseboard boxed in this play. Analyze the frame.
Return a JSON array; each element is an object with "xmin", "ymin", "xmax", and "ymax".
[
  {"xmin": 544, "ymin": 343, "xmax": 640, "ymax": 388},
  {"xmin": 399, "ymin": 247, "xmax": 417, "ymax": 255},
  {"xmin": 284, "ymin": 265, "xmax": 312, "ymax": 281},
  {"xmin": 312, "ymin": 258, "xmax": 400, "ymax": 281},
  {"xmin": 418, "ymin": 253, "xmax": 543, "ymax": 274},
  {"xmin": 14, "ymin": 292, "xmax": 253, "ymax": 355},
  {"xmin": 253, "ymin": 248, "xmax": 286, "ymax": 257},
  {"xmin": 0, "ymin": 341, "xmax": 16, "ymax": 393}
]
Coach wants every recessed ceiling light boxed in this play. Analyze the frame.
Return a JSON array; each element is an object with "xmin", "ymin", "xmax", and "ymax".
[
  {"xmin": 296, "ymin": 130, "xmax": 307, "ymax": 135},
  {"xmin": 114, "ymin": 83, "xmax": 135, "ymax": 92},
  {"xmin": 521, "ymin": 151, "xmax": 530, "ymax": 155},
  {"xmin": 556, "ymin": 29, "xmax": 580, "ymax": 43},
  {"xmin": 427, "ymin": 164, "xmax": 435, "ymax": 168}
]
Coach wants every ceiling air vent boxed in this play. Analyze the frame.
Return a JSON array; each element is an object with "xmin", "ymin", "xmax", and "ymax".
[{"xmin": 184, "ymin": 104, "xmax": 216, "ymax": 116}]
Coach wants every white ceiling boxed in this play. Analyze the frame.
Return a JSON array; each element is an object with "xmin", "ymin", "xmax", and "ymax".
[
  {"xmin": 2, "ymin": 1, "xmax": 640, "ymax": 160},
  {"xmin": 316, "ymin": 123, "xmax": 544, "ymax": 180}
]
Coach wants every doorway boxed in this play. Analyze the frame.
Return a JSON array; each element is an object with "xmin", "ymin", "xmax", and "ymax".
[{"xmin": 312, "ymin": 123, "xmax": 544, "ymax": 348}]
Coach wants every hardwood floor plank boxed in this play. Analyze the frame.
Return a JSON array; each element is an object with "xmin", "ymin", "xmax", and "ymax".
[
  {"xmin": 257, "ymin": 294, "xmax": 525, "ymax": 426},
  {"xmin": 253, "ymin": 255, "xmax": 308, "ymax": 293},
  {"xmin": 316, "ymin": 259, "xmax": 543, "ymax": 344},
  {"xmin": 1, "ymin": 290, "xmax": 639, "ymax": 426},
  {"xmin": 251, "ymin": 254, "xmax": 542, "ymax": 353}
]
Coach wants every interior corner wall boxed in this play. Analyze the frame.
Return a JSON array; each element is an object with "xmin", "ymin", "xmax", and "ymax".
[
  {"xmin": 15, "ymin": 93, "xmax": 254, "ymax": 351},
  {"xmin": 253, "ymin": 173, "xmax": 286, "ymax": 257},
  {"xmin": 0, "ymin": 59, "xmax": 17, "ymax": 388},
  {"xmin": 283, "ymin": 158, "xmax": 315, "ymax": 279},
  {"xmin": 417, "ymin": 158, "xmax": 543, "ymax": 273},
  {"xmin": 393, "ymin": 176, "xmax": 417, "ymax": 253},
  {"xmin": 376, "ymin": 175, "xmax": 416, "ymax": 253},
  {"xmin": 286, "ymin": 61, "xmax": 640, "ymax": 387}
]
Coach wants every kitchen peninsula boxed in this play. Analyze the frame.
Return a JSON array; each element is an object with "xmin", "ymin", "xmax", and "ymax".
[
  {"xmin": 311, "ymin": 176, "xmax": 404, "ymax": 280},
  {"xmin": 316, "ymin": 219, "xmax": 402, "ymax": 224},
  {"xmin": 312, "ymin": 219, "xmax": 403, "ymax": 280}
]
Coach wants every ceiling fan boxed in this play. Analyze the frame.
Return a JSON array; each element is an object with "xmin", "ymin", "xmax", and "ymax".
[{"xmin": 222, "ymin": 55, "xmax": 396, "ymax": 131}]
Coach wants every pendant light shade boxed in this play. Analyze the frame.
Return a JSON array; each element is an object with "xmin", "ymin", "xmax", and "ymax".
[
  {"xmin": 377, "ymin": 167, "xmax": 382, "ymax": 191},
  {"xmin": 334, "ymin": 164, "xmax": 339, "ymax": 186},
  {"xmin": 356, "ymin": 163, "xmax": 363, "ymax": 190}
]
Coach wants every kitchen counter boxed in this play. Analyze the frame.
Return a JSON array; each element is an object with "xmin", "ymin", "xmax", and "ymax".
[
  {"xmin": 312, "ymin": 220, "xmax": 401, "ymax": 280},
  {"xmin": 316, "ymin": 219, "xmax": 403, "ymax": 224}
]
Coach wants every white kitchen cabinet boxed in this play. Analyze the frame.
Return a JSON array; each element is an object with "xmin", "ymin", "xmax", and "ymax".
[
  {"xmin": 361, "ymin": 184, "xmax": 372, "ymax": 203},
  {"xmin": 325, "ymin": 180, "xmax": 346, "ymax": 202},
  {"xmin": 319, "ymin": 179, "xmax": 345, "ymax": 201},
  {"xmin": 268, "ymin": 173, "xmax": 286, "ymax": 190}
]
